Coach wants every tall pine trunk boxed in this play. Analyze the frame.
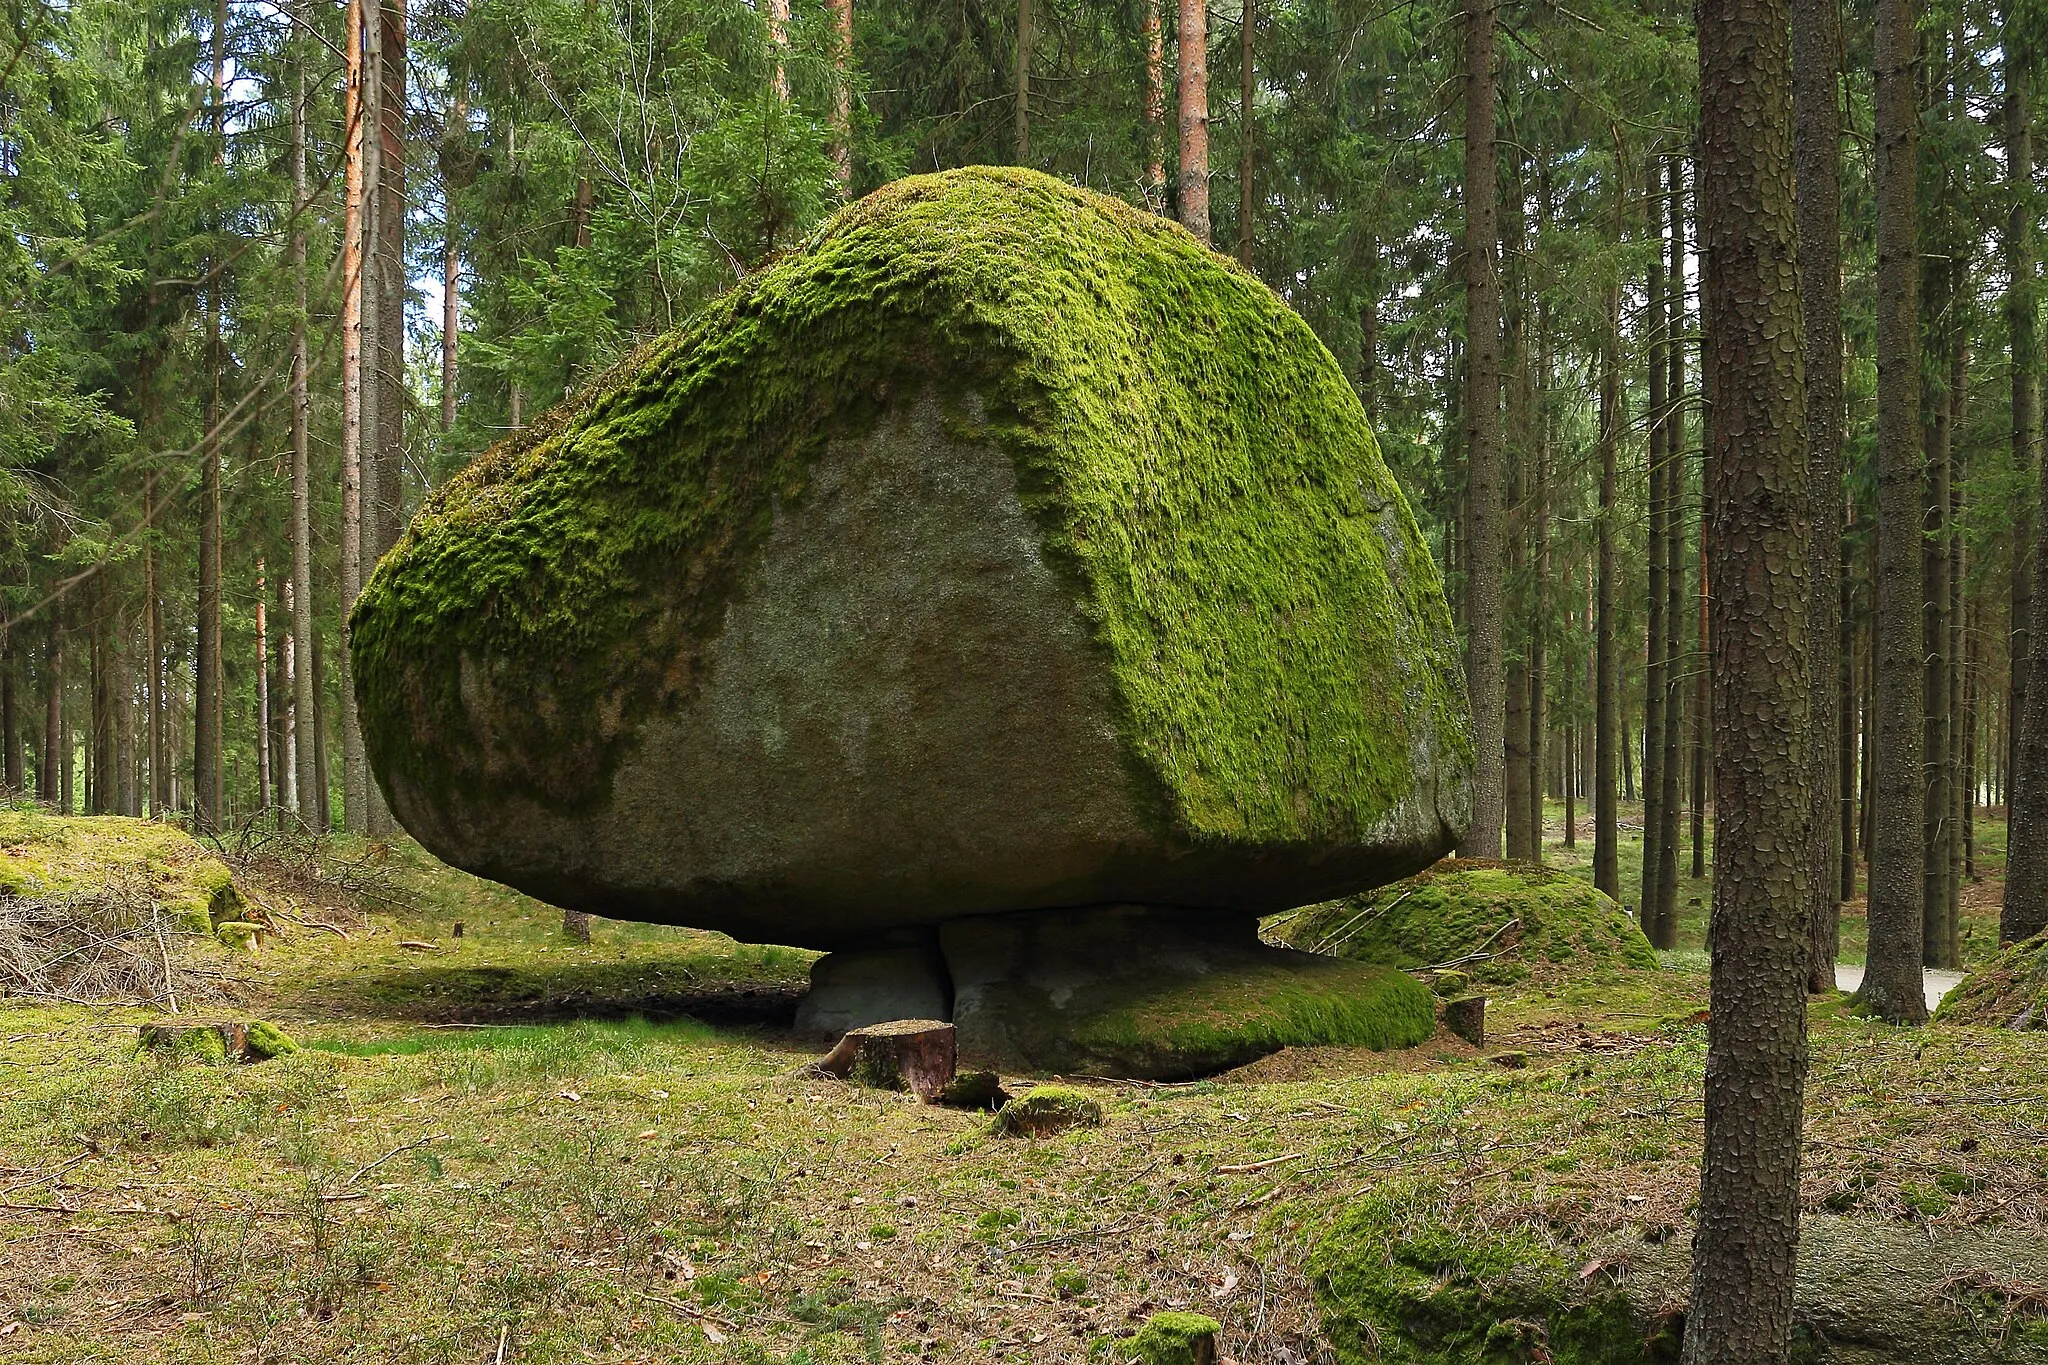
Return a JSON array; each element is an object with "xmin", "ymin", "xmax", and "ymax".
[
  {"xmin": 1641, "ymin": 157, "xmax": 1671, "ymax": 940},
  {"xmin": 1013, "ymin": 0, "xmax": 1031, "ymax": 161},
  {"xmin": 1595, "ymin": 196, "xmax": 1623, "ymax": 900},
  {"xmin": 1795, "ymin": 0, "xmax": 1846, "ymax": 987},
  {"xmin": 831, "ymin": 0, "xmax": 853, "ymax": 192},
  {"xmin": 1859, "ymin": 0, "xmax": 1928, "ymax": 1023},
  {"xmin": 1237, "ymin": 0, "xmax": 1253, "ymax": 266},
  {"xmin": 2001, "ymin": 8, "xmax": 2047, "ymax": 944},
  {"xmin": 1143, "ymin": 0, "xmax": 1165, "ymax": 208},
  {"xmin": 1656, "ymin": 154, "xmax": 1685, "ymax": 938},
  {"xmin": 1686, "ymin": 0, "xmax": 1813, "ymax": 1345},
  {"xmin": 339, "ymin": 0, "xmax": 369, "ymax": 834},
  {"xmin": 291, "ymin": 18, "xmax": 321, "ymax": 829},
  {"xmin": 1919, "ymin": 26, "xmax": 1955, "ymax": 971},
  {"xmin": 1176, "ymin": 0, "xmax": 1209, "ymax": 242},
  {"xmin": 193, "ymin": 0, "xmax": 227, "ymax": 833},
  {"xmin": 1458, "ymin": 0, "xmax": 1504, "ymax": 858},
  {"xmin": 1503, "ymin": 141, "xmax": 1534, "ymax": 863}
]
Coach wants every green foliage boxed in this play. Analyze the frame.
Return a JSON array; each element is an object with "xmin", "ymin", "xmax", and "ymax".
[
  {"xmin": 1271, "ymin": 859, "xmax": 1658, "ymax": 984},
  {"xmin": 355, "ymin": 167, "xmax": 1466, "ymax": 846}
]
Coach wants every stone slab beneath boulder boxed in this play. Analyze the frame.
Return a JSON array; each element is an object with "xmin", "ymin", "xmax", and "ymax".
[
  {"xmin": 792, "ymin": 928, "xmax": 952, "ymax": 1036},
  {"xmin": 934, "ymin": 905, "xmax": 1436, "ymax": 1080}
]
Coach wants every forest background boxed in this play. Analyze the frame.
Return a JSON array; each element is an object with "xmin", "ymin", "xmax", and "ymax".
[{"xmin": 0, "ymin": 0, "xmax": 2041, "ymax": 994}]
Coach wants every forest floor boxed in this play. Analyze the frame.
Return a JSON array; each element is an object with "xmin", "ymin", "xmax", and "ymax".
[{"xmin": 0, "ymin": 815, "xmax": 2040, "ymax": 1364}]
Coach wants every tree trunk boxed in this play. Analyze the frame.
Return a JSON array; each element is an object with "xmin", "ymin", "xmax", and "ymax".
[
  {"xmin": 767, "ymin": 0, "xmax": 790, "ymax": 101},
  {"xmin": 1595, "ymin": 233, "xmax": 1622, "ymax": 900},
  {"xmin": 1944, "ymin": 324, "xmax": 1965, "ymax": 962},
  {"xmin": 1529, "ymin": 294, "xmax": 1551, "ymax": 860},
  {"xmin": 1013, "ymin": 0, "xmax": 1030, "ymax": 162},
  {"xmin": 441, "ymin": 95, "xmax": 462, "ymax": 436},
  {"xmin": 254, "ymin": 560, "xmax": 271, "ymax": 816},
  {"xmin": 1458, "ymin": 0, "xmax": 1503, "ymax": 859},
  {"xmin": 1918, "ymin": 25, "xmax": 1955, "ymax": 971},
  {"xmin": 2, "ymin": 623, "xmax": 17, "ymax": 795},
  {"xmin": 2001, "ymin": 9, "xmax": 2046, "ymax": 944},
  {"xmin": 811, "ymin": 1020, "xmax": 958, "ymax": 1100},
  {"xmin": 1795, "ymin": 0, "xmax": 1845, "ymax": 988},
  {"xmin": 40, "ymin": 611, "xmax": 60, "ymax": 806},
  {"xmin": 1143, "ymin": 0, "xmax": 1165, "ymax": 208},
  {"xmin": 1656, "ymin": 154, "xmax": 1685, "ymax": 939},
  {"xmin": 1859, "ymin": 0, "xmax": 1928, "ymax": 1023},
  {"xmin": 1237, "ymin": 0, "xmax": 1253, "ymax": 267},
  {"xmin": 1641, "ymin": 156, "xmax": 1671, "ymax": 943},
  {"xmin": 1684, "ymin": 0, "xmax": 1813, "ymax": 1347},
  {"xmin": 291, "ymin": 22, "xmax": 322, "ymax": 829},
  {"xmin": 1502, "ymin": 144, "xmax": 1533, "ymax": 864},
  {"xmin": 1176, "ymin": 0, "xmax": 1209, "ymax": 243},
  {"xmin": 831, "ymin": 0, "xmax": 853, "ymax": 192},
  {"xmin": 340, "ymin": 0, "xmax": 371, "ymax": 834},
  {"xmin": 193, "ymin": 0, "xmax": 228, "ymax": 834},
  {"xmin": 1838, "ymin": 527, "xmax": 1858, "ymax": 902}
]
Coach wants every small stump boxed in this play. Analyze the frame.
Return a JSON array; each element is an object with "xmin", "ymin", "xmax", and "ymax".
[
  {"xmin": 809, "ymin": 1019, "xmax": 956, "ymax": 1099},
  {"xmin": 562, "ymin": 908, "xmax": 594, "ymax": 943},
  {"xmin": 993, "ymin": 1085, "xmax": 1103, "ymax": 1137},
  {"xmin": 1129, "ymin": 1311, "xmax": 1221, "ymax": 1365},
  {"xmin": 139, "ymin": 1020, "xmax": 299, "ymax": 1065},
  {"xmin": 1442, "ymin": 994, "xmax": 1486, "ymax": 1047}
]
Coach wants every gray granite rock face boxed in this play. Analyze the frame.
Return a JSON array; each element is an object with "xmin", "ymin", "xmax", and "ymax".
[{"xmin": 378, "ymin": 387, "xmax": 1468, "ymax": 950}]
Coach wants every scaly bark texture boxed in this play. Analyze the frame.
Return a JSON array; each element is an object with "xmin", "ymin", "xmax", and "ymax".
[
  {"xmin": 1458, "ymin": 0, "xmax": 1504, "ymax": 858},
  {"xmin": 1176, "ymin": 0, "xmax": 1209, "ymax": 242},
  {"xmin": 340, "ymin": 0, "xmax": 369, "ymax": 833},
  {"xmin": 1859, "ymin": 0, "xmax": 1928, "ymax": 1024},
  {"xmin": 1238, "ymin": 0, "xmax": 1253, "ymax": 267},
  {"xmin": 2004, "ymin": 11, "xmax": 2047, "ymax": 944},
  {"xmin": 193, "ymin": 0, "xmax": 228, "ymax": 832},
  {"xmin": 1143, "ymin": 0, "xmax": 1165, "ymax": 208},
  {"xmin": 1686, "ymin": 0, "xmax": 1813, "ymax": 1351},
  {"xmin": 1795, "ymin": 0, "xmax": 1846, "ymax": 989}
]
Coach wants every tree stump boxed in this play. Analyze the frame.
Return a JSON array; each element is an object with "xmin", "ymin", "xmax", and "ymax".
[
  {"xmin": 138, "ymin": 1021, "xmax": 247, "ymax": 1065},
  {"xmin": 809, "ymin": 1019, "xmax": 956, "ymax": 1099},
  {"xmin": 1442, "ymin": 995, "xmax": 1486, "ymax": 1047},
  {"xmin": 562, "ymin": 908, "xmax": 593, "ymax": 943}
]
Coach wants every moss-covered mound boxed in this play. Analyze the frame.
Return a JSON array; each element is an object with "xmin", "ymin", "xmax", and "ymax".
[
  {"xmin": 351, "ymin": 166, "xmax": 1470, "ymax": 949},
  {"xmin": 1933, "ymin": 931, "xmax": 2048, "ymax": 1029},
  {"xmin": 1312, "ymin": 1196, "xmax": 2048, "ymax": 1365},
  {"xmin": 0, "ymin": 810, "xmax": 241, "ymax": 933},
  {"xmin": 1268, "ymin": 859, "xmax": 1657, "ymax": 985},
  {"xmin": 1311, "ymin": 1189, "xmax": 1655, "ymax": 1365}
]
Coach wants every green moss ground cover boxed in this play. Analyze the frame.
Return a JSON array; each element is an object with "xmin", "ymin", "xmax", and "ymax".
[
  {"xmin": 353, "ymin": 167, "xmax": 1467, "ymax": 840},
  {"xmin": 1270, "ymin": 858, "xmax": 1656, "ymax": 984},
  {"xmin": 0, "ymin": 818, "xmax": 2043, "ymax": 1363},
  {"xmin": 1935, "ymin": 929, "xmax": 2048, "ymax": 1029},
  {"xmin": 0, "ymin": 808, "xmax": 240, "ymax": 932}
]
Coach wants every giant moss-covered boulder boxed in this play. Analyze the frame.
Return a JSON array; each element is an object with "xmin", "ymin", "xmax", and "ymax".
[{"xmin": 352, "ymin": 167, "xmax": 1471, "ymax": 952}]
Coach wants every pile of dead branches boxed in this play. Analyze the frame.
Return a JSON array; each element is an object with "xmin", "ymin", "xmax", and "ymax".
[
  {"xmin": 206, "ymin": 819, "xmax": 392, "ymax": 926},
  {"xmin": 0, "ymin": 876, "xmax": 216, "ymax": 1009}
]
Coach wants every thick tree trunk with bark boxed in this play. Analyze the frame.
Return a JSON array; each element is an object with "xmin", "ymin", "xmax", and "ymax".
[
  {"xmin": 1458, "ymin": 0, "xmax": 1504, "ymax": 858},
  {"xmin": 1503, "ymin": 148, "xmax": 1534, "ymax": 864},
  {"xmin": 1685, "ymin": 0, "xmax": 1813, "ymax": 1349},
  {"xmin": 339, "ymin": 0, "xmax": 368, "ymax": 834},
  {"xmin": 1795, "ymin": 0, "xmax": 1845, "ymax": 988},
  {"xmin": 1921, "ymin": 199, "xmax": 1954, "ymax": 971},
  {"xmin": 1859, "ymin": 0, "xmax": 1928, "ymax": 1023},
  {"xmin": 1177, "ymin": 0, "xmax": 1209, "ymax": 242},
  {"xmin": 2002, "ymin": 13, "xmax": 2047, "ymax": 945}
]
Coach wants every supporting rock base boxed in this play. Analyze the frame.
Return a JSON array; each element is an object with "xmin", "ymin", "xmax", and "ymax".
[{"xmin": 795, "ymin": 905, "xmax": 1435, "ymax": 1080}]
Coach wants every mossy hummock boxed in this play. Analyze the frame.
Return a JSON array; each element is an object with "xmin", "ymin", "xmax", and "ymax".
[
  {"xmin": 1933, "ymin": 930, "xmax": 2048, "ymax": 1030},
  {"xmin": 352, "ymin": 167, "xmax": 1470, "ymax": 949},
  {"xmin": 1269, "ymin": 859, "xmax": 1657, "ymax": 985},
  {"xmin": 0, "ymin": 810, "xmax": 241, "ymax": 933}
]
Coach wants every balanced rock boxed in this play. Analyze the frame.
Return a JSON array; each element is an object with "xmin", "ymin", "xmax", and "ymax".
[{"xmin": 352, "ymin": 167, "xmax": 1470, "ymax": 950}]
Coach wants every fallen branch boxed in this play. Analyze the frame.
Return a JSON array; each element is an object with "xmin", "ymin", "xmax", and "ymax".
[
  {"xmin": 1214, "ymin": 1151, "xmax": 1308, "ymax": 1175},
  {"xmin": 341, "ymin": 1133, "xmax": 447, "ymax": 1189}
]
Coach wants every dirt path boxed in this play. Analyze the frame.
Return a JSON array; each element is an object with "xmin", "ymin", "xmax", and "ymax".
[{"xmin": 1832, "ymin": 963, "xmax": 1966, "ymax": 1012}]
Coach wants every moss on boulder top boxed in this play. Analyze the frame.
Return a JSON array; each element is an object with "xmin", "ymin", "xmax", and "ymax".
[
  {"xmin": 1268, "ymin": 859, "xmax": 1656, "ymax": 985},
  {"xmin": 0, "ymin": 810, "xmax": 240, "ymax": 933},
  {"xmin": 1934, "ymin": 931, "xmax": 2048, "ymax": 1030},
  {"xmin": 351, "ymin": 166, "xmax": 1470, "ymax": 949}
]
